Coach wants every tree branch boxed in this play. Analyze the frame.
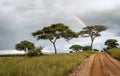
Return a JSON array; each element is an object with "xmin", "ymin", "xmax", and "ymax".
[
  {"xmin": 49, "ymin": 38, "xmax": 58, "ymax": 44},
  {"xmin": 49, "ymin": 39, "xmax": 54, "ymax": 44},
  {"xmin": 54, "ymin": 38, "xmax": 57, "ymax": 43}
]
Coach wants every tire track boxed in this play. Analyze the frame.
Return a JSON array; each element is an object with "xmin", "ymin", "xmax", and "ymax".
[{"xmin": 69, "ymin": 52, "xmax": 120, "ymax": 76}]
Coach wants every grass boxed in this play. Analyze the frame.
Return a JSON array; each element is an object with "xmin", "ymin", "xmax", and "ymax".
[
  {"xmin": 107, "ymin": 48, "xmax": 120, "ymax": 60},
  {"xmin": 0, "ymin": 51, "xmax": 96, "ymax": 76}
]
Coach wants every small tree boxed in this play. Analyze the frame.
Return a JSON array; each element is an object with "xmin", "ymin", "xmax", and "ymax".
[
  {"xmin": 78, "ymin": 25, "xmax": 107, "ymax": 51},
  {"xmin": 105, "ymin": 39, "xmax": 119, "ymax": 50},
  {"xmin": 69, "ymin": 45, "xmax": 82, "ymax": 52},
  {"xmin": 32, "ymin": 23, "xmax": 78, "ymax": 54},
  {"xmin": 15, "ymin": 40, "xmax": 35, "ymax": 54},
  {"xmin": 82, "ymin": 46, "xmax": 91, "ymax": 51}
]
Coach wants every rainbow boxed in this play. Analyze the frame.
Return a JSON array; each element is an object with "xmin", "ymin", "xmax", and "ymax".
[{"xmin": 72, "ymin": 15, "xmax": 88, "ymax": 27}]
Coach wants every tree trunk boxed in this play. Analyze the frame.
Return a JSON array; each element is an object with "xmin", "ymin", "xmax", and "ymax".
[
  {"xmin": 49, "ymin": 39, "xmax": 57, "ymax": 54},
  {"xmin": 53, "ymin": 43, "xmax": 57, "ymax": 54},
  {"xmin": 25, "ymin": 50, "xmax": 26, "ymax": 54},
  {"xmin": 24, "ymin": 50, "xmax": 27, "ymax": 55},
  {"xmin": 91, "ymin": 39, "xmax": 94, "ymax": 51}
]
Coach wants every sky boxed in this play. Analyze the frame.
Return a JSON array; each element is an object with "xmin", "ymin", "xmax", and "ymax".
[{"xmin": 0, "ymin": 0, "xmax": 120, "ymax": 54}]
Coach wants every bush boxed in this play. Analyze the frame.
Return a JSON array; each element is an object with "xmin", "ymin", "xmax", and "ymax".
[
  {"xmin": 107, "ymin": 48, "xmax": 120, "ymax": 60},
  {"xmin": 27, "ymin": 46, "xmax": 43, "ymax": 56},
  {"xmin": 27, "ymin": 50, "xmax": 40, "ymax": 56},
  {"xmin": 69, "ymin": 51, "xmax": 73, "ymax": 53}
]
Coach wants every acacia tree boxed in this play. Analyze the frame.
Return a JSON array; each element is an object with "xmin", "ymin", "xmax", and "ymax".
[
  {"xmin": 69, "ymin": 44, "xmax": 82, "ymax": 52},
  {"xmin": 15, "ymin": 40, "xmax": 35, "ymax": 54},
  {"xmin": 105, "ymin": 39, "xmax": 119, "ymax": 50},
  {"xmin": 78, "ymin": 25, "xmax": 107, "ymax": 51},
  {"xmin": 32, "ymin": 23, "xmax": 78, "ymax": 54}
]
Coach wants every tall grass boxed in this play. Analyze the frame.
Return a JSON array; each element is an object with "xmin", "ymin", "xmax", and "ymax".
[
  {"xmin": 107, "ymin": 48, "xmax": 120, "ymax": 60},
  {"xmin": 0, "ymin": 51, "xmax": 95, "ymax": 76}
]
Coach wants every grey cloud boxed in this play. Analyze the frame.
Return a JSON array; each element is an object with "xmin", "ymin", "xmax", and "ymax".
[
  {"xmin": 78, "ymin": 7, "xmax": 120, "ymax": 35},
  {"xmin": 0, "ymin": 0, "xmax": 120, "ymax": 52}
]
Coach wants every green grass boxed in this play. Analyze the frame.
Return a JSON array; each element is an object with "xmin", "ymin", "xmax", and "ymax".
[
  {"xmin": 0, "ymin": 51, "xmax": 96, "ymax": 76},
  {"xmin": 107, "ymin": 48, "xmax": 120, "ymax": 60}
]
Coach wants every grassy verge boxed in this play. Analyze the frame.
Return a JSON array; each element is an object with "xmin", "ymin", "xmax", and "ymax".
[
  {"xmin": 0, "ymin": 51, "xmax": 96, "ymax": 76},
  {"xmin": 107, "ymin": 48, "xmax": 120, "ymax": 60}
]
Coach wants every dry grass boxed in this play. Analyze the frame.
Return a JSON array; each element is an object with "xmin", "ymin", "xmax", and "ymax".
[
  {"xmin": 0, "ymin": 51, "xmax": 96, "ymax": 76},
  {"xmin": 107, "ymin": 48, "xmax": 120, "ymax": 60}
]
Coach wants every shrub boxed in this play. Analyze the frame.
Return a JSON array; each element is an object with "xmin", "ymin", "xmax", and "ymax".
[
  {"xmin": 69, "ymin": 51, "xmax": 73, "ymax": 53},
  {"xmin": 27, "ymin": 46, "xmax": 43, "ymax": 56}
]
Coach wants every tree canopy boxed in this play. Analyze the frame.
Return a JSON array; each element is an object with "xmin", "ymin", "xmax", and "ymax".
[
  {"xmin": 15, "ymin": 40, "xmax": 35, "ymax": 53},
  {"xmin": 105, "ymin": 39, "xmax": 119, "ymax": 50},
  {"xmin": 69, "ymin": 44, "xmax": 82, "ymax": 52},
  {"xmin": 32, "ymin": 23, "xmax": 78, "ymax": 54},
  {"xmin": 78, "ymin": 25, "xmax": 107, "ymax": 51}
]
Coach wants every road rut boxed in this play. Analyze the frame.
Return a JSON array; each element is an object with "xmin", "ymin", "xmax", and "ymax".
[{"xmin": 69, "ymin": 52, "xmax": 120, "ymax": 76}]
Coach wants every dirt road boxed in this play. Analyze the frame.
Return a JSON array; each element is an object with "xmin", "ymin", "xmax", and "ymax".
[{"xmin": 69, "ymin": 52, "xmax": 120, "ymax": 76}]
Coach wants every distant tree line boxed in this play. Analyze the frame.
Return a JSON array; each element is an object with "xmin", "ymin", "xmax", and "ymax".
[
  {"xmin": 69, "ymin": 45, "xmax": 98, "ymax": 52},
  {"xmin": 69, "ymin": 39, "xmax": 119, "ymax": 52},
  {"xmin": 15, "ymin": 23, "xmax": 119, "ymax": 55}
]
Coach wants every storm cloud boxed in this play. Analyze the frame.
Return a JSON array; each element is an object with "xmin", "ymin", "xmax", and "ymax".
[{"xmin": 0, "ymin": 0, "xmax": 120, "ymax": 53}]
